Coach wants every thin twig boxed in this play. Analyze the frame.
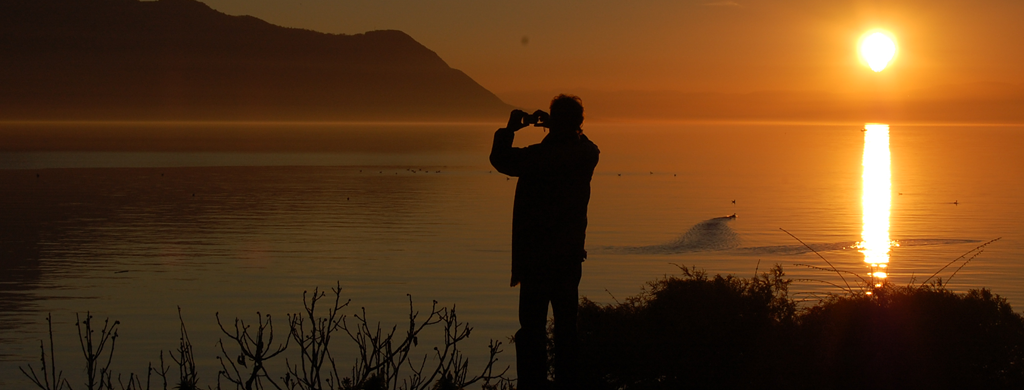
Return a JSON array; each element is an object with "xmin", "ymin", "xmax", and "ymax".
[
  {"xmin": 604, "ymin": 289, "xmax": 621, "ymax": 305},
  {"xmin": 794, "ymin": 278, "xmax": 848, "ymax": 291},
  {"xmin": 945, "ymin": 248, "xmax": 987, "ymax": 287},
  {"xmin": 919, "ymin": 237, "xmax": 1001, "ymax": 287},
  {"xmin": 786, "ymin": 262, "xmax": 868, "ymax": 284},
  {"xmin": 780, "ymin": 228, "xmax": 853, "ymax": 293},
  {"xmin": 18, "ymin": 313, "xmax": 68, "ymax": 390}
]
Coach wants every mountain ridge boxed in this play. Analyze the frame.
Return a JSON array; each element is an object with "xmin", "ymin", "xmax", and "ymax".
[{"xmin": 0, "ymin": 0, "xmax": 512, "ymax": 121}]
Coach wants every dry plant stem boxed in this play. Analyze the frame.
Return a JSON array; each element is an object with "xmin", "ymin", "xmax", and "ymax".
[
  {"xmin": 403, "ymin": 303, "xmax": 510, "ymax": 390},
  {"xmin": 337, "ymin": 293, "xmax": 511, "ymax": 390},
  {"xmin": 920, "ymin": 237, "xmax": 1002, "ymax": 287},
  {"xmin": 115, "ymin": 372, "xmax": 143, "ymax": 390},
  {"xmin": 794, "ymin": 278, "xmax": 848, "ymax": 291},
  {"xmin": 342, "ymin": 296, "xmax": 443, "ymax": 388},
  {"xmin": 407, "ymin": 304, "xmax": 464, "ymax": 389},
  {"xmin": 434, "ymin": 306, "xmax": 474, "ymax": 386},
  {"xmin": 19, "ymin": 313, "xmax": 69, "ymax": 390},
  {"xmin": 76, "ymin": 311, "xmax": 121, "ymax": 390},
  {"xmin": 945, "ymin": 248, "xmax": 987, "ymax": 287},
  {"xmin": 792, "ymin": 263, "xmax": 868, "ymax": 285},
  {"xmin": 216, "ymin": 310, "xmax": 289, "ymax": 390},
  {"xmin": 144, "ymin": 362, "xmax": 153, "ymax": 390},
  {"xmin": 779, "ymin": 228, "xmax": 853, "ymax": 292},
  {"xmin": 19, "ymin": 283, "xmax": 512, "ymax": 390},
  {"xmin": 214, "ymin": 340, "xmax": 241, "ymax": 389},
  {"xmin": 457, "ymin": 338, "xmax": 510, "ymax": 389},
  {"xmin": 604, "ymin": 289, "xmax": 621, "ymax": 305},
  {"xmin": 791, "ymin": 291, "xmax": 829, "ymax": 303},
  {"xmin": 285, "ymin": 282, "xmax": 349, "ymax": 390},
  {"xmin": 170, "ymin": 307, "xmax": 198, "ymax": 390},
  {"xmin": 153, "ymin": 351, "xmax": 171, "ymax": 390}
]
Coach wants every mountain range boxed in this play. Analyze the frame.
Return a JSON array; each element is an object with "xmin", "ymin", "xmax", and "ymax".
[{"xmin": 0, "ymin": 0, "xmax": 511, "ymax": 121}]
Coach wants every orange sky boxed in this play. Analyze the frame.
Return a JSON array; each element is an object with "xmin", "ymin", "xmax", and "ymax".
[{"xmin": 198, "ymin": 0, "xmax": 1024, "ymax": 121}]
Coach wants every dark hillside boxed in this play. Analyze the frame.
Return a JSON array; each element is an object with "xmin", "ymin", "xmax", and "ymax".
[{"xmin": 0, "ymin": 0, "xmax": 511, "ymax": 120}]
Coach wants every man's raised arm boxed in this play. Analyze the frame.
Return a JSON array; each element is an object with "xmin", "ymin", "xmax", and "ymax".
[{"xmin": 489, "ymin": 109, "xmax": 531, "ymax": 176}]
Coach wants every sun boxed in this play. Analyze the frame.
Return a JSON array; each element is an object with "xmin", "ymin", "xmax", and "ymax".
[{"xmin": 860, "ymin": 32, "xmax": 897, "ymax": 72}]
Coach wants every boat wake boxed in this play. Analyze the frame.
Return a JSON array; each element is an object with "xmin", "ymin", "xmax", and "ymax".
[
  {"xmin": 601, "ymin": 215, "xmax": 980, "ymax": 256},
  {"xmin": 608, "ymin": 215, "xmax": 740, "ymax": 254}
]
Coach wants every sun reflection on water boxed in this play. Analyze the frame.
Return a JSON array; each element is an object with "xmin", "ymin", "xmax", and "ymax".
[{"xmin": 856, "ymin": 124, "xmax": 894, "ymax": 287}]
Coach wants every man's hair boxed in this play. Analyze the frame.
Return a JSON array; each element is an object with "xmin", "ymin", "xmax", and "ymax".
[{"xmin": 550, "ymin": 94, "xmax": 584, "ymax": 132}]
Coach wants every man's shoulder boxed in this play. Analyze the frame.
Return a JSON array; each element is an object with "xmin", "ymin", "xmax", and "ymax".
[{"xmin": 580, "ymin": 134, "xmax": 600, "ymax": 155}]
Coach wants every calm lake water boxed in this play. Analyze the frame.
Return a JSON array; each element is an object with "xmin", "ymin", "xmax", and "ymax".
[{"xmin": 1, "ymin": 122, "xmax": 1022, "ymax": 386}]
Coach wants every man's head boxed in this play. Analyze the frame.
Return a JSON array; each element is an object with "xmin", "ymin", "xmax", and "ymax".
[{"xmin": 548, "ymin": 94, "xmax": 584, "ymax": 134}]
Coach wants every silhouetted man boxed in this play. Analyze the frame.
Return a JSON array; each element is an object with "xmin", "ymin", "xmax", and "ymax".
[{"xmin": 490, "ymin": 95, "xmax": 599, "ymax": 390}]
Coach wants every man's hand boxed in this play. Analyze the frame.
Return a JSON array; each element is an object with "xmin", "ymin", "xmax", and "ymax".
[
  {"xmin": 505, "ymin": 109, "xmax": 530, "ymax": 132},
  {"xmin": 531, "ymin": 110, "xmax": 550, "ymax": 128}
]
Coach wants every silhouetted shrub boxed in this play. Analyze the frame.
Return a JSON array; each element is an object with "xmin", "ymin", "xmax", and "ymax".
[
  {"xmin": 20, "ymin": 283, "xmax": 514, "ymax": 390},
  {"xmin": 22, "ymin": 270, "xmax": 1024, "ymax": 390},
  {"xmin": 575, "ymin": 266, "xmax": 1024, "ymax": 390},
  {"xmin": 800, "ymin": 284, "xmax": 1024, "ymax": 390},
  {"xmin": 576, "ymin": 264, "xmax": 799, "ymax": 389}
]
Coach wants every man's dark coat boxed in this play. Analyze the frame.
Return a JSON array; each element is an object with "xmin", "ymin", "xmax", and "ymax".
[{"xmin": 489, "ymin": 128, "xmax": 600, "ymax": 286}]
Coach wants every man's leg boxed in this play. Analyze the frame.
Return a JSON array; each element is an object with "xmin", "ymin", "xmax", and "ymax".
[
  {"xmin": 551, "ymin": 262, "xmax": 582, "ymax": 390},
  {"xmin": 517, "ymin": 280, "xmax": 550, "ymax": 390}
]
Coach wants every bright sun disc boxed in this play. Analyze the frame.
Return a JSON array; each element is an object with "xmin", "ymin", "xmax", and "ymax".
[{"xmin": 860, "ymin": 32, "xmax": 896, "ymax": 72}]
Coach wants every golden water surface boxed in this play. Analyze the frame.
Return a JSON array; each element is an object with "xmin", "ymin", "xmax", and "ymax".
[
  {"xmin": 858, "ymin": 124, "xmax": 893, "ymax": 287},
  {"xmin": 1, "ymin": 122, "xmax": 1022, "ymax": 386}
]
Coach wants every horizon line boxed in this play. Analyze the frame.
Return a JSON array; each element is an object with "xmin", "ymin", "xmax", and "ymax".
[{"xmin": 3, "ymin": 119, "xmax": 1024, "ymax": 127}]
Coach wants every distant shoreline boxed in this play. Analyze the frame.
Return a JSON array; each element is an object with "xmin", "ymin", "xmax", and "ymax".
[{"xmin": 3, "ymin": 119, "xmax": 1024, "ymax": 127}]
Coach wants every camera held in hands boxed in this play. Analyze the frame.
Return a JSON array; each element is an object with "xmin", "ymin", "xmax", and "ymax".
[{"xmin": 523, "ymin": 111, "xmax": 549, "ymax": 127}]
